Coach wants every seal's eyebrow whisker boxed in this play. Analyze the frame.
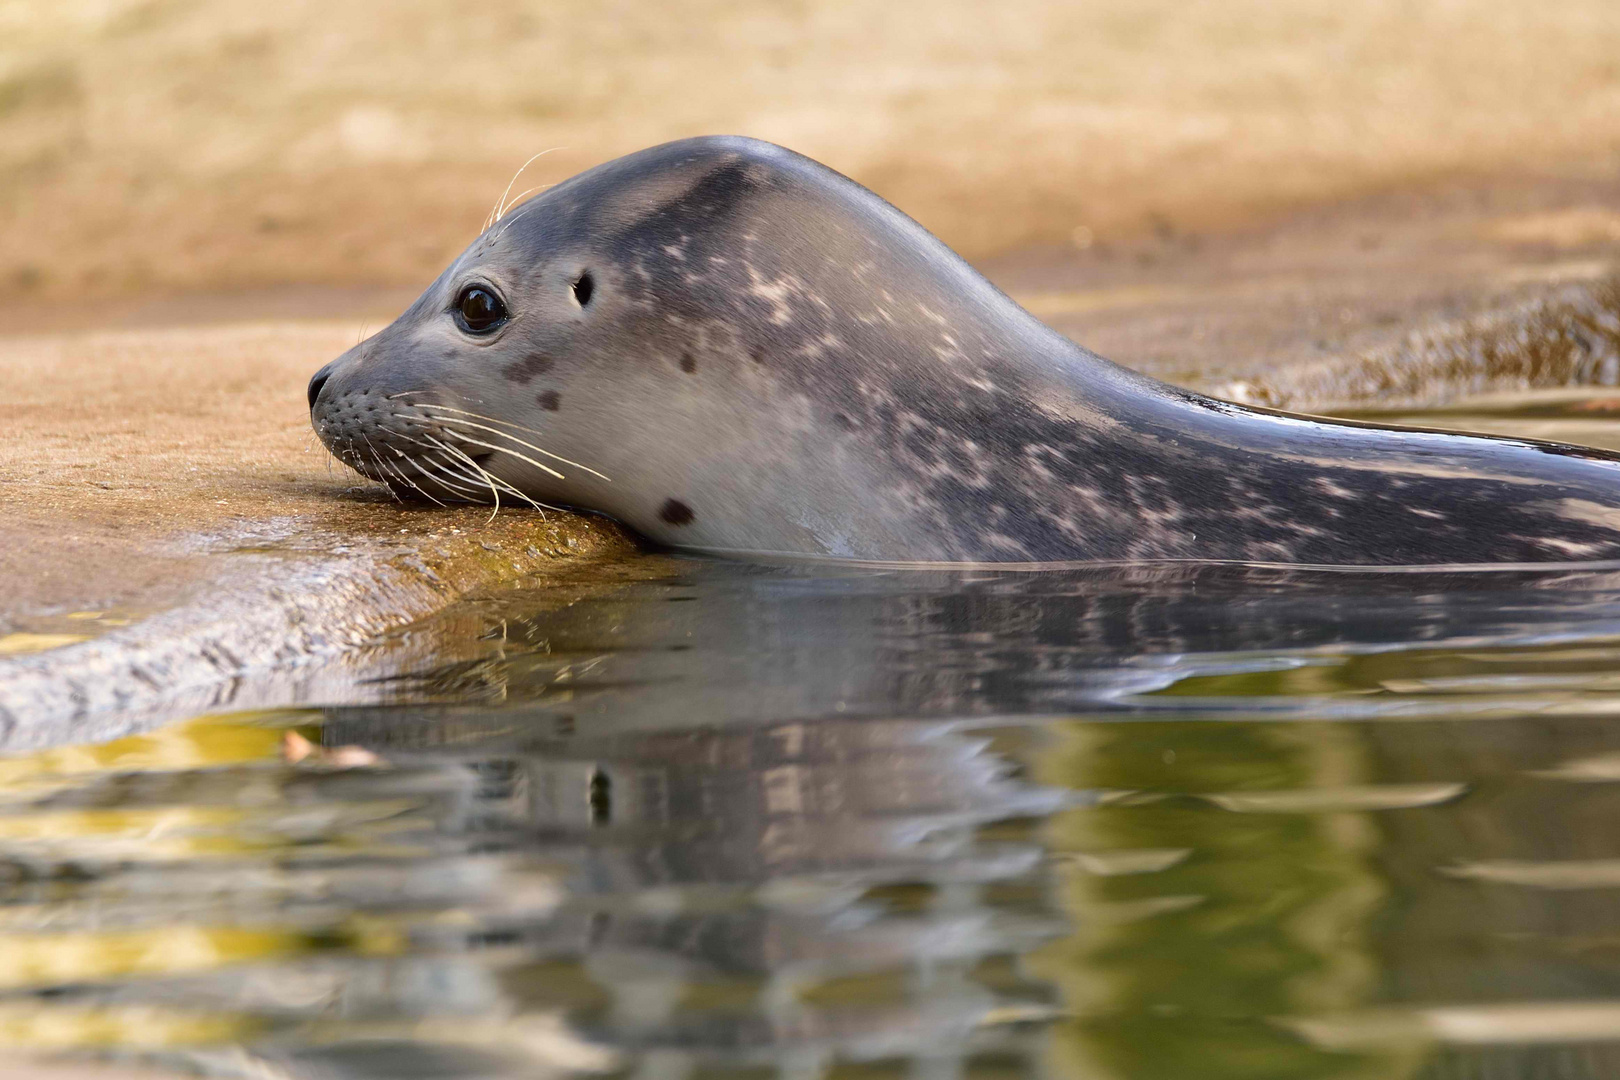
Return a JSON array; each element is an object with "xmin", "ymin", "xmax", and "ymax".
[
  {"xmin": 487, "ymin": 147, "xmax": 567, "ymax": 230},
  {"xmin": 412, "ymin": 405, "xmax": 612, "ymax": 481},
  {"xmin": 502, "ymin": 184, "xmax": 549, "ymax": 215},
  {"xmin": 490, "ymin": 184, "xmax": 555, "ymax": 241},
  {"xmin": 492, "ymin": 186, "xmax": 554, "ymax": 242}
]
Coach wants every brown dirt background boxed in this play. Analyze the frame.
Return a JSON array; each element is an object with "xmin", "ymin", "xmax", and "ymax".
[{"xmin": 3, "ymin": 0, "xmax": 1620, "ymax": 303}]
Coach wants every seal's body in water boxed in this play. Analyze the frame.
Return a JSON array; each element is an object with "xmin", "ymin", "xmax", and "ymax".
[{"xmin": 309, "ymin": 136, "xmax": 1620, "ymax": 565}]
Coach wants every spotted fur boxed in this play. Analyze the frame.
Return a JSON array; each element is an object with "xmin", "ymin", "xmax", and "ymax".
[{"xmin": 309, "ymin": 137, "xmax": 1620, "ymax": 565}]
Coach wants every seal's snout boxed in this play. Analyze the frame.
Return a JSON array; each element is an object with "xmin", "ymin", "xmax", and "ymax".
[{"xmin": 307, "ymin": 364, "xmax": 335, "ymax": 411}]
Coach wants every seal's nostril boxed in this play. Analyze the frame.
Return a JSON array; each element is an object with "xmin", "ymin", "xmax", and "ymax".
[{"xmin": 307, "ymin": 368, "xmax": 332, "ymax": 411}]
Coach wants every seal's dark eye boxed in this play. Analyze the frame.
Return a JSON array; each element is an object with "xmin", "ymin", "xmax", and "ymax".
[
  {"xmin": 572, "ymin": 271, "xmax": 594, "ymax": 307},
  {"xmin": 455, "ymin": 285, "xmax": 507, "ymax": 333}
]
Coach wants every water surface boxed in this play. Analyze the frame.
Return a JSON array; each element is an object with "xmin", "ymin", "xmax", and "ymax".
[{"xmin": 12, "ymin": 392, "xmax": 1620, "ymax": 1079}]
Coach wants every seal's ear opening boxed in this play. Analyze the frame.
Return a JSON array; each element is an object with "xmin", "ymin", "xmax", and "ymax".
[{"xmin": 572, "ymin": 271, "xmax": 595, "ymax": 307}]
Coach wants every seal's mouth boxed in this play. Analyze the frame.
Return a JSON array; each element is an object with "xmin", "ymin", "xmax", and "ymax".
[
  {"xmin": 347, "ymin": 436, "xmax": 504, "ymax": 505},
  {"xmin": 311, "ymin": 390, "xmax": 610, "ymax": 511}
]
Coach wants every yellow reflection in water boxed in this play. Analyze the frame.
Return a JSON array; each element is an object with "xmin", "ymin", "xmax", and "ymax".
[
  {"xmin": 0, "ymin": 708, "xmax": 316, "ymax": 800},
  {"xmin": 0, "ymin": 926, "xmax": 303, "ymax": 991},
  {"xmin": 0, "ymin": 805, "xmax": 269, "ymax": 860},
  {"xmin": 0, "ymin": 708, "xmax": 403, "ymax": 1052},
  {"xmin": 0, "ymin": 1002, "xmax": 259, "ymax": 1050}
]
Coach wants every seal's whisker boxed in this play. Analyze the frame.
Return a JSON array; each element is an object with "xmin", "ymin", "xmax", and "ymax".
[
  {"xmin": 435, "ymin": 440, "xmax": 504, "ymax": 521},
  {"xmin": 387, "ymin": 389, "xmax": 490, "ymax": 408},
  {"xmin": 489, "ymin": 148, "xmax": 567, "ymax": 226},
  {"xmin": 469, "ymin": 461, "xmax": 549, "ymax": 513},
  {"xmin": 368, "ymin": 450, "xmax": 404, "ymax": 500},
  {"xmin": 425, "ymin": 434, "xmax": 554, "ymax": 520},
  {"xmin": 375, "ymin": 426, "xmax": 485, "ymax": 502},
  {"xmin": 378, "ymin": 459, "xmax": 420, "ymax": 503},
  {"xmin": 370, "ymin": 459, "xmax": 404, "ymax": 501},
  {"xmin": 498, "ymin": 183, "xmax": 550, "ymax": 219},
  {"xmin": 405, "ymin": 447, "xmax": 490, "ymax": 499},
  {"xmin": 410, "ymin": 402, "xmax": 560, "ymax": 439},
  {"xmin": 413, "ymin": 406, "xmax": 611, "ymax": 480},
  {"xmin": 475, "ymin": 467, "xmax": 550, "ymax": 518},
  {"xmin": 383, "ymin": 449, "xmax": 447, "ymax": 506},
  {"xmin": 337, "ymin": 437, "xmax": 372, "ymax": 481},
  {"xmin": 427, "ymin": 428, "xmax": 568, "ymax": 481},
  {"xmin": 376, "ymin": 424, "xmax": 452, "ymax": 457},
  {"xmin": 379, "ymin": 430, "xmax": 502, "ymax": 503},
  {"xmin": 490, "ymin": 185, "xmax": 555, "ymax": 242},
  {"xmin": 362, "ymin": 435, "xmax": 404, "ymax": 503},
  {"xmin": 488, "ymin": 147, "xmax": 566, "ymax": 230},
  {"xmin": 414, "ymin": 455, "xmax": 488, "ymax": 501},
  {"xmin": 479, "ymin": 466, "xmax": 551, "ymax": 517}
]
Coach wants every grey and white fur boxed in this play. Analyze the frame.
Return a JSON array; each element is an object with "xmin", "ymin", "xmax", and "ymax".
[{"xmin": 309, "ymin": 136, "xmax": 1620, "ymax": 565}]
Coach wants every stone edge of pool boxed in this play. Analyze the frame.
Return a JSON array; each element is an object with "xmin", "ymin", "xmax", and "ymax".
[{"xmin": 0, "ymin": 512, "xmax": 636, "ymax": 753}]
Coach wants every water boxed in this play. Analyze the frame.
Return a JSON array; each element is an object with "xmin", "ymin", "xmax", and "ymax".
[{"xmin": 15, "ymin": 391, "xmax": 1620, "ymax": 1079}]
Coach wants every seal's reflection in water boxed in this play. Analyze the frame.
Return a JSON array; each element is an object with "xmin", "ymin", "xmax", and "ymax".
[
  {"xmin": 19, "ymin": 560, "xmax": 1620, "ymax": 1078},
  {"xmin": 346, "ymin": 559, "xmax": 1620, "ymax": 728},
  {"xmin": 299, "ymin": 561, "xmax": 1620, "ymax": 1079}
]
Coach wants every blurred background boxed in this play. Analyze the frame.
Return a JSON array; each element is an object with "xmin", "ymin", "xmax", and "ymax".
[{"xmin": 3, "ymin": 0, "xmax": 1619, "ymax": 306}]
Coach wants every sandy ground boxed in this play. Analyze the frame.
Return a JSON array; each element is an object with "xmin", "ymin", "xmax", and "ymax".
[
  {"xmin": 3, "ymin": 318, "xmax": 417, "ymax": 626},
  {"xmin": 0, "ymin": 317, "xmax": 632, "ymax": 642},
  {"xmin": 2, "ymin": 0, "xmax": 1620, "ymax": 304}
]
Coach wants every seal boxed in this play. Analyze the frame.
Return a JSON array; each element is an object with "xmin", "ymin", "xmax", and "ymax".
[{"xmin": 309, "ymin": 136, "xmax": 1620, "ymax": 565}]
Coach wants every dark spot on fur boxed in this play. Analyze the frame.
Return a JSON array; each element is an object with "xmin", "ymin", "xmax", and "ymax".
[
  {"xmin": 659, "ymin": 499, "xmax": 695, "ymax": 526},
  {"xmin": 537, "ymin": 391, "xmax": 560, "ymax": 411},
  {"xmin": 750, "ymin": 347, "xmax": 765, "ymax": 364},
  {"xmin": 679, "ymin": 352, "xmax": 697, "ymax": 374},
  {"xmin": 833, "ymin": 412, "xmax": 857, "ymax": 430},
  {"xmin": 504, "ymin": 354, "xmax": 554, "ymax": 384}
]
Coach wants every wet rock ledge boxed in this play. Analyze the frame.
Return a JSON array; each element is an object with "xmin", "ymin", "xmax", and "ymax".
[
  {"xmin": 0, "ymin": 319, "xmax": 636, "ymax": 752},
  {"xmin": 0, "ymin": 508, "xmax": 634, "ymax": 753}
]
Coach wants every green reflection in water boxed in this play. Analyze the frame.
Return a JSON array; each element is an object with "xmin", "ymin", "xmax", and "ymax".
[{"xmin": 1029, "ymin": 720, "xmax": 1424, "ymax": 1080}]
